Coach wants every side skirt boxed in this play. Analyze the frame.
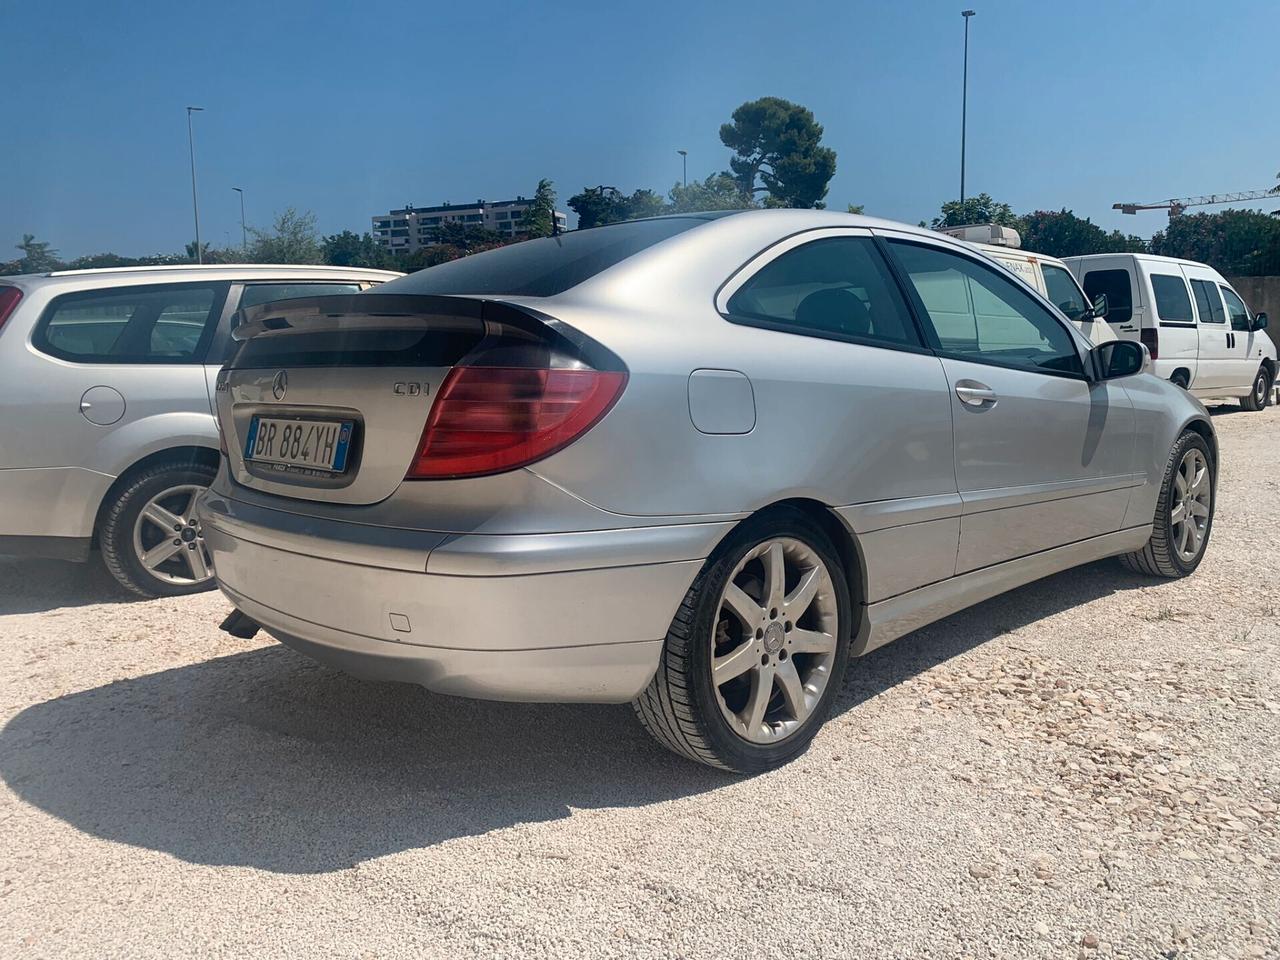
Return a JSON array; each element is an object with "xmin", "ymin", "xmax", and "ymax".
[{"xmin": 852, "ymin": 525, "xmax": 1152, "ymax": 656}]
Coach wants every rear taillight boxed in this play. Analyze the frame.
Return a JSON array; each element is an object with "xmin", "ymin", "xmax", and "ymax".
[
  {"xmin": 1140, "ymin": 328, "xmax": 1159, "ymax": 360},
  {"xmin": 0, "ymin": 287, "xmax": 22, "ymax": 331},
  {"xmin": 406, "ymin": 366, "xmax": 627, "ymax": 479}
]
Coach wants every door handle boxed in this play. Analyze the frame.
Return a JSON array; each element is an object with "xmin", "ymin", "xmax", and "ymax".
[{"xmin": 955, "ymin": 381, "xmax": 998, "ymax": 407}]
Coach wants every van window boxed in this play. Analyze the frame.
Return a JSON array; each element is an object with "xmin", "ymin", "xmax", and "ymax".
[
  {"xmin": 1041, "ymin": 264, "xmax": 1089, "ymax": 320},
  {"xmin": 1150, "ymin": 274, "xmax": 1194, "ymax": 324},
  {"xmin": 1190, "ymin": 280, "xmax": 1225, "ymax": 324},
  {"xmin": 1081, "ymin": 269, "xmax": 1132, "ymax": 324},
  {"xmin": 1219, "ymin": 285, "xmax": 1251, "ymax": 331}
]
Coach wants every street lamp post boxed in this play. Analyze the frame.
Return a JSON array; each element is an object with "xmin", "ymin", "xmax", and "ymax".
[
  {"xmin": 232, "ymin": 187, "xmax": 246, "ymax": 255},
  {"xmin": 960, "ymin": 10, "xmax": 975, "ymax": 206},
  {"xmin": 677, "ymin": 149, "xmax": 688, "ymax": 187},
  {"xmin": 186, "ymin": 106, "xmax": 205, "ymax": 264}
]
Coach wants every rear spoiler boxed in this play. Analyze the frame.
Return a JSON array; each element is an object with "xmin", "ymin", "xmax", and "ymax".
[{"xmin": 229, "ymin": 292, "xmax": 624, "ymax": 373}]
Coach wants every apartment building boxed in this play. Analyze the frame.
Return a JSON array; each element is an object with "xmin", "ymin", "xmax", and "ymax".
[{"xmin": 371, "ymin": 198, "xmax": 569, "ymax": 253}]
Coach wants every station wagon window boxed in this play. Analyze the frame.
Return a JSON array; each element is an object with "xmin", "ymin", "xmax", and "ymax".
[
  {"xmin": 1219, "ymin": 285, "xmax": 1251, "ymax": 331},
  {"xmin": 1150, "ymin": 274, "xmax": 1194, "ymax": 323},
  {"xmin": 34, "ymin": 282, "xmax": 229, "ymax": 363},
  {"xmin": 1081, "ymin": 269, "xmax": 1133, "ymax": 325},
  {"xmin": 889, "ymin": 241, "xmax": 1083, "ymax": 377},
  {"xmin": 725, "ymin": 237, "xmax": 920, "ymax": 347},
  {"xmin": 1190, "ymin": 279, "xmax": 1225, "ymax": 324},
  {"xmin": 238, "ymin": 282, "xmax": 363, "ymax": 310},
  {"xmin": 1041, "ymin": 264, "xmax": 1089, "ymax": 320}
]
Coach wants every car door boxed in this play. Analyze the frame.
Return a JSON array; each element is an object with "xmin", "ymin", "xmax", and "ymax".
[
  {"xmin": 1219, "ymin": 283, "xmax": 1259, "ymax": 388},
  {"xmin": 15, "ymin": 281, "xmax": 229, "ymax": 480},
  {"xmin": 882, "ymin": 235, "xmax": 1137, "ymax": 574},
  {"xmin": 1185, "ymin": 269, "xmax": 1232, "ymax": 391}
]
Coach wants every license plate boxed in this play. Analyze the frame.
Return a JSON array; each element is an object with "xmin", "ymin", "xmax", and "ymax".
[{"xmin": 244, "ymin": 416, "xmax": 353, "ymax": 474}]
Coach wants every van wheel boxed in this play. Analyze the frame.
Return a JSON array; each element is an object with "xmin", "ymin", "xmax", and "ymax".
[
  {"xmin": 1170, "ymin": 370, "xmax": 1190, "ymax": 390},
  {"xmin": 632, "ymin": 508, "xmax": 852, "ymax": 773},
  {"xmin": 1119, "ymin": 431, "xmax": 1214, "ymax": 578},
  {"xmin": 99, "ymin": 459, "xmax": 218, "ymax": 598},
  {"xmin": 1240, "ymin": 366, "xmax": 1271, "ymax": 411}
]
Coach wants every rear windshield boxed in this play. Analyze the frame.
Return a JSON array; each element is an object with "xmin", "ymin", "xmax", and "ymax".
[{"xmin": 383, "ymin": 217, "xmax": 713, "ymax": 297}]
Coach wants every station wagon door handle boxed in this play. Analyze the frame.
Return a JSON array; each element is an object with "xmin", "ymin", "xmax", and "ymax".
[{"xmin": 955, "ymin": 381, "xmax": 998, "ymax": 407}]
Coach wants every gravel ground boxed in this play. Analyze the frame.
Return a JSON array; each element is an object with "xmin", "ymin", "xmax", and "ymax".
[{"xmin": 1, "ymin": 407, "xmax": 1277, "ymax": 960}]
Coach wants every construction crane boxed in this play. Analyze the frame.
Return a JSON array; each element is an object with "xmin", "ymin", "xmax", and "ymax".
[{"xmin": 1113, "ymin": 187, "xmax": 1280, "ymax": 217}]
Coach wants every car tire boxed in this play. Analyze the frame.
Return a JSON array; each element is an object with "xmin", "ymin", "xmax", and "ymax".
[
  {"xmin": 1119, "ymin": 430, "xmax": 1214, "ymax": 579},
  {"xmin": 1170, "ymin": 370, "xmax": 1190, "ymax": 390},
  {"xmin": 99, "ymin": 458, "xmax": 218, "ymax": 598},
  {"xmin": 632, "ymin": 507, "xmax": 853, "ymax": 773},
  {"xmin": 1239, "ymin": 366, "xmax": 1270, "ymax": 411}
]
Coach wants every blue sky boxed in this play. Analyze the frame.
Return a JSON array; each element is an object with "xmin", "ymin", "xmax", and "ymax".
[{"xmin": 4, "ymin": 0, "xmax": 1278, "ymax": 258}]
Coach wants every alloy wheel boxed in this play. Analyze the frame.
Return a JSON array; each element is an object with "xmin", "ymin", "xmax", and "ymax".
[
  {"xmin": 1170, "ymin": 449, "xmax": 1211, "ymax": 563},
  {"xmin": 131, "ymin": 483, "xmax": 212, "ymax": 586},
  {"xmin": 711, "ymin": 538, "xmax": 839, "ymax": 744}
]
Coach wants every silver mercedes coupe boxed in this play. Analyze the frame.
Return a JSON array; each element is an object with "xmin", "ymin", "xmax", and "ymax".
[{"xmin": 199, "ymin": 210, "xmax": 1217, "ymax": 772}]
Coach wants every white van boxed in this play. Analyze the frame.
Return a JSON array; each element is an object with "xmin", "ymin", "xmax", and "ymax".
[
  {"xmin": 940, "ymin": 224, "xmax": 1115, "ymax": 344},
  {"xmin": 1064, "ymin": 253, "xmax": 1275, "ymax": 409}
]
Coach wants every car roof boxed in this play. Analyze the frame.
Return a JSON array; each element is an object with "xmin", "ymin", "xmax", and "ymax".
[{"xmin": 1, "ymin": 263, "xmax": 402, "ymax": 290}]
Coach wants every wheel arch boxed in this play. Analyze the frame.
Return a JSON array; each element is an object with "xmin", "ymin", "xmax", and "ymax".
[
  {"xmin": 91, "ymin": 445, "xmax": 221, "ymax": 542},
  {"xmin": 1181, "ymin": 417, "xmax": 1217, "ymax": 472}
]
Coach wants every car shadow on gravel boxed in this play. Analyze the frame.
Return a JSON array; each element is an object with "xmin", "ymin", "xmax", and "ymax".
[
  {"xmin": 0, "ymin": 556, "xmax": 139, "ymax": 615},
  {"xmin": 0, "ymin": 560, "xmax": 1151, "ymax": 875}
]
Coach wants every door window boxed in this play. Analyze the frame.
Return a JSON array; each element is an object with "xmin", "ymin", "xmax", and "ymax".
[
  {"xmin": 1219, "ymin": 285, "xmax": 1251, "ymax": 331},
  {"xmin": 1190, "ymin": 279, "xmax": 1225, "ymax": 324},
  {"xmin": 726, "ymin": 237, "xmax": 921, "ymax": 347},
  {"xmin": 34, "ymin": 283, "xmax": 229, "ymax": 363},
  {"xmin": 1041, "ymin": 264, "xmax": 1089, "ymax": 320},
  {"xmin": 1150, "ymin": 274, "xmax": 1194, "ymax": 323},
  {"xmin": 889, "ymin": 241, "xmax": 1084, "ymax": 376},
  {"xmin": 1081, "ymin": 269, "xmax": 1133, "ymax": 324}
]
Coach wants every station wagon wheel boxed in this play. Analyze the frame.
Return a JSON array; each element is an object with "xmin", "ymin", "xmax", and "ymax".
[
  {"xmin": 131, "ymin": 483, "xmax": 212, "ymax": 586},
  {"xmin": 1119, "ymin": 429, "xmax": 1214, "ymax": 579},
  {"xmin": 98, "ymin": 457, "xmax": 219, "ymax": 598},
  {"xmin": 633, "ymin": 508, "xmax": 852, "ymax": 773},
  {"xmin": 712, "ymin": 538, "xmax": 839, "ymax": 744}
]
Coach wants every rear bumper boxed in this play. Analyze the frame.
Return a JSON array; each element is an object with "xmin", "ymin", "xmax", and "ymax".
[{"xmin": 198, "ymin": 492, "xmax": 725, "ymax": 702}]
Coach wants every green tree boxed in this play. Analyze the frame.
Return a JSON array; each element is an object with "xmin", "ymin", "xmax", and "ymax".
[
  {"xmin": 931, "ymin": 193, "xmax": 1022, "ymax": 230},
  {"xmin": 519, "ymin": 179, "xmax": 558, "ymax": 238},
  {"xmin": 569, "ymin": 186, "xmax": 667, "ymax": 227},
  {"xmin": 12, "ymin": 234, "xmax": 62, "ymax": 274},
  {"xmin": 247, "ymin": 207, "xmax": 322, "ymax": 264},
  {"xmin": 1149, "ymin": 209, "xmax": 1280, "ymax": 276},
  {"xmin": 667, "ymin": 173, "xmax": 749, "ymax": 213},
  {"xmin": 1019, "ymin": 209, "xmax": 1144, "ymax": 258},
  {"xmin": 719, "ymin": 97, "xmax": 837, "ymax": 209},
  {"xmin": 322, "ymin": 230, "xmax": 395, "ymax": 268}
]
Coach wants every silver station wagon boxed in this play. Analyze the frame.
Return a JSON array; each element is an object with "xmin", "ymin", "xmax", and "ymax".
[
  {"xmin": 200, "ymin": 210, "xmax": 1216, "ymax": 772},
  {"xmin": 0, "ymin": 264, "xmax": 399, "ymax": 596}
]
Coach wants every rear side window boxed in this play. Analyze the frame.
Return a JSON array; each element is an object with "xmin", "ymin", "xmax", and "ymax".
[
  {"xmin": 725, "ymin": 237, "xmax": 920, "ymax": 348},
  {"xmin": 1190, "ymin": 279, "xmax": 1225, "ymax": 324},
  {"xmin": 1219, "ymin": 285, "xmax": 1250, "ymax": 331},
  {"xmin": 238, "ymin": 282, "xmax": 364, "ymax": 310},
  {"xmin": 34, "ymin": 282, "xmax": 229, "ymax": 363},
  {"xmin": 1041, "ymin": 264, "xmax": 1088, "ymax": 320},
  {"xmin": 1151, "ymin": 274, "xmax": 1194, "ymax": 323},
  {"xmin": 389, "ymin": 216, "xmax": 717, "ymax": 297},
  {"xmin": 1081, "ymin": 269, "xmax": 1133, "ymax": 324}
]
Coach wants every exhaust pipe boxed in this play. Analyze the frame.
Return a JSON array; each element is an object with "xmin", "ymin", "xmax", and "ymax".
[{"xmin": 220, "ymin": 608, "xmax": 261, "ymax": 640}]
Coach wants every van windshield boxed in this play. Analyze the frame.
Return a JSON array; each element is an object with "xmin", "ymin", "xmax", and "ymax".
[{"xmin": 1042, "ymin": 264, "xmax": 1089, "ymax": 320}]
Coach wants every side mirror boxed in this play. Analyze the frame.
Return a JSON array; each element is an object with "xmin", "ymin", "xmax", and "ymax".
[
  {"xmin": 1094, "ymin": 339, "xmax": 1147, "ymax": 380},
  {"xmin": 1090, "ymin": 293, "xmax": 1110, "ymax": 320},
  {"xmin": 1253, "ymin": 311, "xmax": 1269, "ymax": 331}
]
